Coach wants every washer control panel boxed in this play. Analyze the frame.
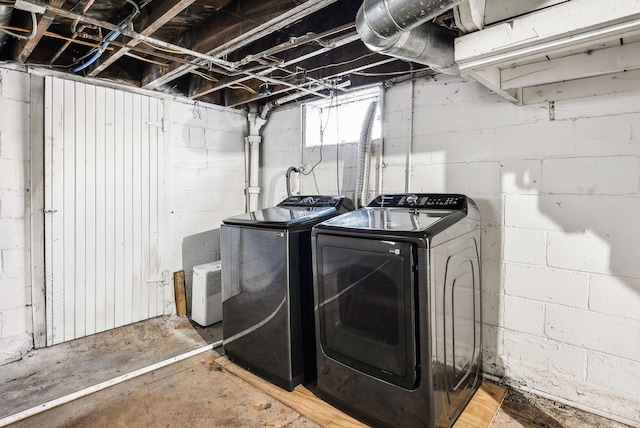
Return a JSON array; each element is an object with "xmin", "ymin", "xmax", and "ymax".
[
  {"xmin": 368, "ymin": 193, "xmax": 467, "ymax": 210},
  {"xmin": 278, "ymin": 195, "xmax": 348, "ymax": 208}
]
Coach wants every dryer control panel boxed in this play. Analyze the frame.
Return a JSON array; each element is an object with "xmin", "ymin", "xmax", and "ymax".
[{"xmin": 368, "ymin": 193, "xmax": 467, "ymax": 211}]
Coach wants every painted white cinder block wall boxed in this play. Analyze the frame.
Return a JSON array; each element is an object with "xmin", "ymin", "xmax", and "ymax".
[
  {"xmin": 167, "ymin": 100, "xmax": 246, "ymax": 310},
  {"xmin": 261, "ymin": 77, "xmax": 640, "ymax": 424},
  {"xmin": 403, "ymin": 78, "xmax": 640, "ymax": 424},
  {"xmin": 259, "ymin": 106, "xmax": 301, "ymax": 208},
  {"xmin": 260, "ymin": 105, "xmax": 380, "ymax": 208},
  {"xmin": 0, "ymin": 66, "xmax": 36, "ymax": 363}
]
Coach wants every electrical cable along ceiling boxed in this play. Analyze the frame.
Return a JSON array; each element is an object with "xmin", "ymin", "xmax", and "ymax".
[{"xmin": 0, "ymin": 0, "xmax": 460, "ymax": 109}]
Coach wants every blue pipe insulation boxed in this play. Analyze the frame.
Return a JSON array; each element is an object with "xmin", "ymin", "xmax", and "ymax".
[{"xmin": 72, "ymin": 22, "xmax": 127, "ymax": 73}]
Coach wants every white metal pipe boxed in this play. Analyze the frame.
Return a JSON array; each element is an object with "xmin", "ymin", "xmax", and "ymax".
[
  {"xmin": 405, "ymin": 80, "xmax": 414, "ymax": 192},
  {"xmin": 245, "ymin": 110, "xmax": 266, "ymax": 212},
  {"xmin": 247, "ymin": 135, "xmax": 261, "ymax": 211},
  {"xmin": 243, "ymin": 138, "xmax": 251, "ymax": 212},
  {"xmin": 0, "ymin": 341, "xmax": 222, "ymax": 427}
]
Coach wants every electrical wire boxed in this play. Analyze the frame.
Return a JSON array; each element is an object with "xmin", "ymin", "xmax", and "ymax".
[
  {"xmin": 300, "ymin": 91, "xmax": 336, "ymax": 177},
  {"xmin": 352, "ymin": 67, "xmax": 431, "ymax": 76},
  {"xmin": 67, "ymin": 0, "xmax": 85, "ymax": 12},
  {"xmin": 228, "ymin": 83, "xmax": 257, "ymax": 94},
  {"xmin": 141, "ymin": 40, "xmax": 188, "ymax": 54},
  {"xmin": 74, "ymin": 23, "xmax": 126, "ymax": 72},
  {"xmin": 124, "ymin": 51, "xmax": 168, "ymax": 66},
  {"xmin": 70, "ymin": 0, "xmax": 141, "ymax": 72},
  {"xmin": 213, "ymin": 8, "xmax": 313, "ymax": 48},
  {"xmin": 190, "ymin": 69, "xmax": 219, "ymax": 82},
  {"xmin": 0, "ymin": 25, "xmax": 110, "ymax": 50},
  {"xmin": 124, "ymin": 0, "xmax": 140, "ymax": 19},
  {"xmin": 45, "ymin": 31, "xmax": 115, "ymax": 49},
  {"xmin": 304, "ymin": 53, "xmax": 376, "ymax": 74},
  {"xmin": 0, "ymin": 12, "xmax": 36, "ymax": 40}
]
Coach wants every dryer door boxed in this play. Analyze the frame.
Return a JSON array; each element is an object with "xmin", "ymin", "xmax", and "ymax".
[{"xmin": 315, "ymin": 234, "xmax": 417, "ymax": 389}]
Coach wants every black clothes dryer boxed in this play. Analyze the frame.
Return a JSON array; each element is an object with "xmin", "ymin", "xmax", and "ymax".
[
  {"xmin": 221, "ymin": 195, "xmax": 354, "ymax": 391},
  {"xmin": 312, "ymin": 193, "xmax": 482, "ymax": 427}
]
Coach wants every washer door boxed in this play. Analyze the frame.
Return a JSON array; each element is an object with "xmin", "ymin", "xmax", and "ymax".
[{"xmin": 315, "ymin": 234, "xmax": 417, "ymax": 389}]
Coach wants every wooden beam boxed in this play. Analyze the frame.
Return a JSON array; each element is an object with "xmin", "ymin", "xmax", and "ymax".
[
  {"xmin": 141, "ymin": 0, "xmax": 338, "ymax": 90},
  {"xmin": 453, "ymin": 381, "xmax": 507, "ymax": 428},
  {"xmin": 501, "ymin": 41, "xmax": 640, "ymax": 89},
  {"xmin": 16, "ymin": 0, "xmax": 65, "ymax": 63},
  {"xmin": 460, "ymin": 66, "xmax": 520, "ymax": 103},
  {"xmin": 173, "ymin": 270, "xmax": 186, "ymax": 316},
  {"xmin": 87, "ymin": 0, "xmax": 214, "ymax": 76},
  {"xmin": 216, "ymin": 355, "xmax": 507, "ymax": 428},
  {"xmin": 454, "ymin": 0, "xmax": 486, "ymax": 33},
  {"xmin": 216, "ymin": 356, "xmax": 367, "ymax": 428}
]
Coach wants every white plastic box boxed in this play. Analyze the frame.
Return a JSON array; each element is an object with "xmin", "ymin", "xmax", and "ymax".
[{"xmin": 191, "ymin": 261, "xmax": 222, "ymax": 327}]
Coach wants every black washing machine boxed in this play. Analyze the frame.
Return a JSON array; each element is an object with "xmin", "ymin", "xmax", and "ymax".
[
  {"xmin": 220, "ymin": 195, "xmax": 354, "ymax": 391},
  {"xmin": 312, "ymin": 193, "xmax": 482, "ymax": 427}
]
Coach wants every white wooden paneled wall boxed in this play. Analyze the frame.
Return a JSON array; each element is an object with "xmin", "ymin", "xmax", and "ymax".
[{"xmin": 44, "ymin": 77, "xmax": 169, "ymax": 345}]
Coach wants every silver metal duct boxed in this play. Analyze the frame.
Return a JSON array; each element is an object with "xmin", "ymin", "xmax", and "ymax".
[
  {"xmin": 355, "ymin": 101, "xmax": 378, "ymax": 208},
  {"xmin": 356, "ymin": 0, "xmax": 463, "ymax": 74},
  {"xmin": 0, "ymin": 6, "xmax": 13, "ymax": 48}
]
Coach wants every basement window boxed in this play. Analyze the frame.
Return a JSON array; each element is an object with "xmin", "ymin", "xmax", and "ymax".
[{"xmin": 303, "ymin": 88, "xmax": 381, "ymax": 147}]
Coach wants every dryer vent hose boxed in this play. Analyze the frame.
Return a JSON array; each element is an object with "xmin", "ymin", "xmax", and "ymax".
[
  {"xmin": 355, "ymin": 101, "xmax": 378, "ymax": 208},
  {"xmin": 286, "ymin": 166, "xmax": 300, "ymax": 197}
]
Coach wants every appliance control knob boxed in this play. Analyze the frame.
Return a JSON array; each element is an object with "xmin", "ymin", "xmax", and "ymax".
[{"xmin": 406, "ymin": 194, "xmax": 419, "ymax": 206}]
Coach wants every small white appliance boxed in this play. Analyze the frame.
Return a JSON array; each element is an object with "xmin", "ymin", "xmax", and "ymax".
[{"xmin": 191, "ymin": 261, "xmax": 222, "ymax": 327}]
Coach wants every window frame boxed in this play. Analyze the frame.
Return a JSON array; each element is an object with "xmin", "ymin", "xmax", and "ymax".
[{"xmin": 301, "ymin": 86, "xmax": 382, "ymax": 148}]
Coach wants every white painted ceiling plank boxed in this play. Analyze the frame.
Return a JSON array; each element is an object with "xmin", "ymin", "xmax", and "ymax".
[
  {"xmin": 502, "ymin": 41, "xmax": 640, "ymax": 89},
  {"xmin": 484, "ymin": 0, "xmax": 569, "ymax": 25},
  {"xmin": 521, "ymin": 69, "xmax": 640, "ymax": 104},
  {"xmin": 456, "ymin": 0, "xmax": 640, "ymax": 61}
]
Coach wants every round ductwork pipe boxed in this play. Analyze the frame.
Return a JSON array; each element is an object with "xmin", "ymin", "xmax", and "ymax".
[{"xmin": 355, "ymin": 0, "xmax": 463, "ymax": 74}]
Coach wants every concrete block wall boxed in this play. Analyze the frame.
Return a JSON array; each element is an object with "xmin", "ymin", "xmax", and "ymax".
[
  {"xmin": 262, "ymin": 104, "xmax": 382, "ymax": 207},
  {"xmin": 168, "ymin": 100, "xmax": 246, "ymax": 309},
  {"xmin": 260, "ymin": 106, "xmax": 303, "ymax": 207},
  {"xmin": 0, "ymin": 66, "xmax": 35, "ymax": 363},
  {"xmin": 259, "ymin": 76, "xmax": 640, "ymax": 424},
  {"xmin": 387, "ymin": 76, "xmax": 640, "ymax": 424}
]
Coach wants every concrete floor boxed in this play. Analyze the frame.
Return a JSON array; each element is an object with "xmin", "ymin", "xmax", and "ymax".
[{"xmin": 0, "ymin": 316, "xmax": 632, "ymax": 428}]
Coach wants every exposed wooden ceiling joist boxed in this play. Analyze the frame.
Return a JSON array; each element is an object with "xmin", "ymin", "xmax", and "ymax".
[
  {"xmin": 2, "ymin": 0, "xmax": 450, "ymax": 109},
  {"xmin": 141, "ymin": 0, "xmax": 339, "ymax": 90},
  {"xmin": 86, "ymin": 0, "xmax": 209, "ymax": 76},
  {"xmin": 15, "ymin": 0, "xmax": 65, "ymax": 63}
]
